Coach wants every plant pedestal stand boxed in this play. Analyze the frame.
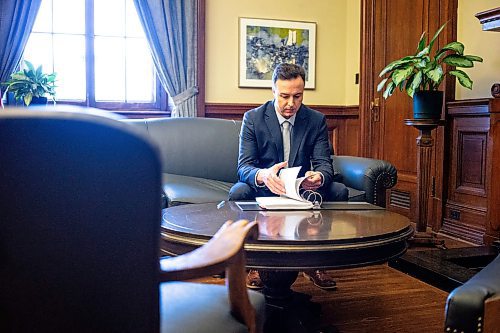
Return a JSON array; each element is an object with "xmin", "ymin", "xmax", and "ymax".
[{"xmin": 405, "ymin": 119, "xmax": 446, "ymax": 247}]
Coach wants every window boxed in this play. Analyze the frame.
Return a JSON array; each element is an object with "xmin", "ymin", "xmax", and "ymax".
[{"xmin": 22, "ymin": 0, "xmax": 168, "ymax": 112}]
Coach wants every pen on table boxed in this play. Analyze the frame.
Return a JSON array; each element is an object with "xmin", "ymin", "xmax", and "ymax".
[{"xmin": 217, "ymin": 200, "xmax": 225, "ymax": 209}]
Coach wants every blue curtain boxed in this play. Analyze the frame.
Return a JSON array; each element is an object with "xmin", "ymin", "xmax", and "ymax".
[
  {"xmin": 0, "ymin": 0, "xmax": 42, "ymax": 107},
  {"xmin": 133, "ymin": 0, "xmax": 198, "ymax": 117}
]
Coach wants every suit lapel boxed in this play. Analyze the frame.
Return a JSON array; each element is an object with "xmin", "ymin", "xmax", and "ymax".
[
  {"xmin": 289, "ymin": 106, "xmax": 308, "ymax": 166},
  {"xmin": 264, "ymin": 103, "xmax": 283, "ymax": 161}
]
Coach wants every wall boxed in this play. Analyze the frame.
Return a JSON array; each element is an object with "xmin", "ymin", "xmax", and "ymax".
[
  {"xmin": 345, "ymin": 0, "xmax": 360, "ymax": 105},
  {"xmin": 456, "ymin": 0, "xmax": 500, "ymax": 100},
  {"xmin": 205, "ymin": 0, "xmax": 360, "ymax": 106}
]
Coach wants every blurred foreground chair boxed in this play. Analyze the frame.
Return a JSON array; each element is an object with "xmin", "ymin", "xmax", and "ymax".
[
  {"xmin": 444, "ymin": 253, "xmax": 500, "ymax": 333},
  {"xmin": 0, "ymin": 109, "xmax": 265, "ymax": 333}
]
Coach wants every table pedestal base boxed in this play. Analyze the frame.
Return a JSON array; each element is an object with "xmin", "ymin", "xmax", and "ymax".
[
  {"xmin": 409, "ymin": 231, "xmax": 446, "ymax": 248},
  {"xmin": 259, "ymin": 270, "xmax": 338, "ymax": 333}
]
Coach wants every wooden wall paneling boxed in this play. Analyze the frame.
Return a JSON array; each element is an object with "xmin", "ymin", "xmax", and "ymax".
[
  {"xmin": 360, "ymin": 0, "xmax": 456, "ymax": 223},
  {"xmin": 377, "ymin": 0, "xmax": 424, "ymax": 221},
  {"xmin": 344, "ymin": 117, "xmax": 361, "ymax": 156},
  {"xmin": 324, "ymin": 106, "xmax": 360, "ymax": 156},
  {"xmin": 204, "ymin": 103, "xmax": 251, "ymax": 120},
  {"xmin": 328, "ymin": 120, "xmax": 340, "ymax": 156},
  {"xmin": 475, "ymin": 5, "xmax": 500, "ymax": 244},
  {"xmin": 326, "ymin": 117, "xmax": 360, "ymax": 157},
  {"xmin": 485, "ymin": 98, "xmax": 500, "ymax": 244},
  {"xmin": 362, "ymin": 0, "xmax": 425, "ymax": 221},
  {"xmin": 430, "ymin": 126, "xmax": 446, "ymax": 230},
  {"xmin": 204, "ymin": 103, "xmax": 360, "ymax": 156},
  {"xmin": 421, "ymin": 0, "xmax": 457, "ymax": 231},
  {"xmin": 454, "ymin": 124, "xmax": 488, "ymax": 197},
  {"xmin": 443, "ymin": 100, "xmax": 491, "ymax": 244},
  {"xmin": 448, "ymin": 116, "xmax": 489, "ymax": 200},
  {"xmin": 359, "ymin": 0, "xmax": 376, "ymax": 158},
  {"xmin": 430, "ymin": 0, "xmax": 458, "ymax": 232},
  {"xmin": 442, "ymin": 202, "xmax": 487, "ymax": 244},
  {"xmin": 375, "ymin": 0, "xmax": 423, "ymax": 170},
  {"xmin": 388, "ymin": 175, "xmax": 417, "ymax": 222}
]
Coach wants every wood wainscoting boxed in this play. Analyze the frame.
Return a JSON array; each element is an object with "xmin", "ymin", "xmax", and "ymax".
[
  {"xmin": 205, "ymin": 103, "xmax": 360, "ymax": 157},
  {"xmin": 443, "ymin": 99, "xmax": 500, "ymax": 245}
]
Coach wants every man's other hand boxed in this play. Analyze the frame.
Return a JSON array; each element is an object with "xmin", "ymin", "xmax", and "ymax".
[
  {"xmin": 302, "ymin": 171, "xmax": 322, "ymax": 191},
  {"xmin": 257, "ymin": 161, "xmax": 288, "ymax": 195}
]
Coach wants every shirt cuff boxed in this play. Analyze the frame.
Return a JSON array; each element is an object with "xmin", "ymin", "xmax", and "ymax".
[{"xmin": 255, "ymin": 169, "xmax": 266, "ymax": 188}]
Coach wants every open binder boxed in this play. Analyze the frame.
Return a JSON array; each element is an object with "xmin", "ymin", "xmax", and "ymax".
[{"xmin": 255, "ymin": 166, "xmax": 316, "ymax": 210}]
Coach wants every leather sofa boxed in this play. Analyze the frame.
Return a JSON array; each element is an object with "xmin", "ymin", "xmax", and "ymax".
[
  {"xmin": 444, "ymin": 252, "xmax": 500, "ymax": 333},
  {"xmin": 125, "ymin": 117, "xmax": 397, "ymax": 207}
]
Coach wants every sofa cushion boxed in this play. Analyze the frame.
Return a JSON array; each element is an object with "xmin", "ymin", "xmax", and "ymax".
[
  {"xmin": 144, "ymin": 118, "xmax": 241, "ymax": 183},
  {"xmin": 163, "ymin": 173, "xmax": 233, "ymax": 206}
]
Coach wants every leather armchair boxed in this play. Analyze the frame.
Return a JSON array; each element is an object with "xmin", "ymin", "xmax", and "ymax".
[
  {"xmin": 0, "ymin": 108, "xmax": 265, "ymax": 333},
  {"xmin": 444, "ymin": 253, "xmax": 500, "ymax": 333},
  {"xmin": 333, "ymin": 155, "xmax": 397, "ymax": 207}
]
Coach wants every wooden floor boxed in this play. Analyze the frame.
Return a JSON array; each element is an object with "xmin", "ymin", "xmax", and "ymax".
[
  {"xmin": 296, "ymin": 265, "xmax": 447, "ymax": 333},
  {"xmin": 193, "ymin": 234, "xmax": 473, "ymax": 332},
  {"xmin": 198, "ymin": 264, "xmax": 448, "ymax": 333}
]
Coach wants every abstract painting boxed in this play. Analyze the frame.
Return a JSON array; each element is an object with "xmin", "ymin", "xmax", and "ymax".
[{"xmin": 239, "ymin": 18, "xmax": 316, "ymax": 89}]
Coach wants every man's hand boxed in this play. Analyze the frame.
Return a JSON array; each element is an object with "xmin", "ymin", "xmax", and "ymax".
[
  {"xmin": 301, "ymin": 171, "xmax": 322, "ymax": 191},
  {"xmin": 256, "ymin": 161, "xmax": 288, "ymax": 195}
]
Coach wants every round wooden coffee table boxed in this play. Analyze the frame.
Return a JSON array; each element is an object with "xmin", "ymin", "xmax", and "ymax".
[
  {"xmin": 161, "ymin": 201, "xmax": 413, "ymax": 332},
  {"xmin": 161, "ymin": 201, "xmax": 412, "ymax": 269}
]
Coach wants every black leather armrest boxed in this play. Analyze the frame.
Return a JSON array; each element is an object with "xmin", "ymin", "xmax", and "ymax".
[
  {"xmin": 444, "ymin": 254, "xmax": 500, "ymax": 333},
  {"xmin": 332, "ymin": 155, "xmax": 397, "ymax": 207}
]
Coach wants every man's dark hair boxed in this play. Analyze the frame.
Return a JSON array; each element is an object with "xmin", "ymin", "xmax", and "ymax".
[{"xmin": 272, "ymin": 63, "xmax": 306, "ymax": 84}]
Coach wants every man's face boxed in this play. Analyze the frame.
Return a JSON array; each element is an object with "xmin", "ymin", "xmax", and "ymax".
[{"xmin": 272, "ymin": 76, "xmax": 305, "ymax": 119}]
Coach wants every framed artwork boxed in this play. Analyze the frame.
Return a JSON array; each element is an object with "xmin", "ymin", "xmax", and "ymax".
[{"xmin": 239, "ymin": 18, "xmax": 316, "ymax": 89}]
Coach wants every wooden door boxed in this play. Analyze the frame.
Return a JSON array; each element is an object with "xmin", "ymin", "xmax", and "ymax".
[{"xmin": 360, "ymin": 0, "xmax": 457, "ymax": 226}]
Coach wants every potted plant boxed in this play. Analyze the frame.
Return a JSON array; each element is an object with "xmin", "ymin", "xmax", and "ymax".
[
  {"xmin": 377, "ymin": 22, "xmax": 483, "ymax": 119},
  {"xmin": 2, "ymin": 60, "xmax": 56, "ymax": 107}
]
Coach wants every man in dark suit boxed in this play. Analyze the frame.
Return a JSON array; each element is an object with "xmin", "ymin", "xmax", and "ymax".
[{"xmin": 229, "ymin": 63, "xmax": 348, "ymax": 290}]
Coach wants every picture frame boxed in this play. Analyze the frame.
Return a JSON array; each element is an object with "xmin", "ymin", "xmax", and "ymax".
[{"xmin": 239, "ymin": 18, "xmax": 316, "ymax": 89}]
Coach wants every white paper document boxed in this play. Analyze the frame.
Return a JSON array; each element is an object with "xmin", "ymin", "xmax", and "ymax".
[
  {"xmin": 255, "ymin": 196, "xmax": 313, "ymax": 210},
  {"xmin": 256, "ymin": 166, "xmax": 313, "ymax": 210}
]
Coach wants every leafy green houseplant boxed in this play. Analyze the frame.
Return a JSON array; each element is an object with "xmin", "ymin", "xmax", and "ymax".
[
  {"xmin": 2, "ymin": 60, "xmax": 56, "ymax": 106},
  {"xmin": 377, "ymin": 23, "xmax": 483, "ymax": 118}
]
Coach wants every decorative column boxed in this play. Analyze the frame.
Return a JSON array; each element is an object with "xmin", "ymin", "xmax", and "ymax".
[{"xmin": 405, "ymin": 119, "xmax": 445, "ymax": 245}]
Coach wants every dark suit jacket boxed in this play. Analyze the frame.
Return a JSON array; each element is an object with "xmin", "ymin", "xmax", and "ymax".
[{"xmin": 237, "ymin": 100, "xmax": 334, "ymax": 191}]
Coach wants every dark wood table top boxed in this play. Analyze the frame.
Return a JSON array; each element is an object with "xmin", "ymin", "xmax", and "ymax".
[{"xmin": 161, "ymin": 202, "xmax": 413, "ymax": 270}]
